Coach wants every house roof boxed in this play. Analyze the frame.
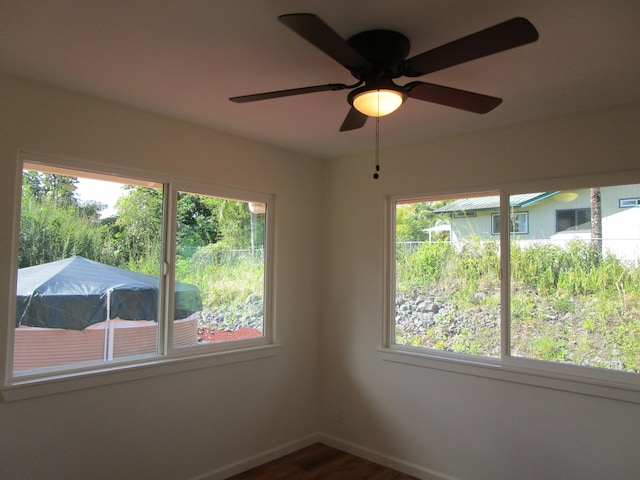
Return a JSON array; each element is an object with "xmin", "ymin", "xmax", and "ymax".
[{"xmin": 435, "ymin": 192, "xmax": 558, "ymax": 213}]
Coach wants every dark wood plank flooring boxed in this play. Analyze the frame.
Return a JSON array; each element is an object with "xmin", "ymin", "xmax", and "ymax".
[{"xmin": 227, "ymin": 443, "xmax": 419, "ymax": 479}]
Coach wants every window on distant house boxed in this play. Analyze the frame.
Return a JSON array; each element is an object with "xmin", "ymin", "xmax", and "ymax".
[
  {"xmin": 556, "ymin": 208, "xmax": 591, "ymax": 232},
  {"xmin": 619, "ymin": 198, "xmax": 640, "ymax": 208},
  {"xmin": 391, "ymin": 181, "xmax": 640, "ymax": 382},
  {"xmin": 10, "ymin": 156, "xmax": 272, "ymax": 379},
  {"xmin": 491, "ymin": 211, "xmax": 528, "ymax": 235}
]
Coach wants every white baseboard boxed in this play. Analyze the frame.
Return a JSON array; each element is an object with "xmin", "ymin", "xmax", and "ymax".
[
  {"xmin": 318, "ymin": 434, "xmax": 461, "ymax": 480},
  {"xmin": 187, "ymin": 432, "xmax": 459, "ymax": 480},
  {"xmin": 188, "ymin": 433, "xmax": 320, "ymax": 480}
]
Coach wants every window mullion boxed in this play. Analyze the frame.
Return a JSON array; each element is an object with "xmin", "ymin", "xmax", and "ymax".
[
  {"xmin": 160, "ymin": 183, "xmax": 177, "ymax": 355},
  {"xmin": 500, "ymin": 192, "xmax": 511, "ymax": 359}
]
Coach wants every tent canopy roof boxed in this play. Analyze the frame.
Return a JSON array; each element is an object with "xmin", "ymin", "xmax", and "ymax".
[{"xmin": 16, "ymin": 256, "xmax": 202, "ymax": 330}]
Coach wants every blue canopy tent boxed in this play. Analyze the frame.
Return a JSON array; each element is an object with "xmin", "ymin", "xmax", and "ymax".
[{"xmin": 16, "ymin": 256, "xmax": 202, "ymax": 330}]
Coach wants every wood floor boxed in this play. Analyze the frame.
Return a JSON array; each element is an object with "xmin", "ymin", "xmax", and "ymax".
[{"xmin": 227, "ymin": 443, "xmax": 419, "ymax": 480}]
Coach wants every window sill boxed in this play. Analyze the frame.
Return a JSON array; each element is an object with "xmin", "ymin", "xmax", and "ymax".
[
  {"xmin": 2, "ymin": 343, "xmax": 280, "ymax": 402},
  {"xmin": 379, "ymin": 347, "xmax": 640, "ymax": 404}
]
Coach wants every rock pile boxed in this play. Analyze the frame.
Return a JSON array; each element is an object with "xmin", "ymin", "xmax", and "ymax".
[
  {"xmin": 199, "ymin": 293, "xmax": 263, "ymax": 332},
  {"xmin": 395, "ymin": 291, "xmax": 449, "ymax": 335},
  {"xmin": 395, "ymin": 289, "xmax": 501, "ymax": 355}
]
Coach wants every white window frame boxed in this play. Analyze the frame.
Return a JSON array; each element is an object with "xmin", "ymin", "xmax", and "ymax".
[
  {"xmin": 1, "ymin": 152, "xmax": 278, "ymax": 402},
  {"xmin": 619, "ymin": 197, "xmax": 640, "ymax": 208},
  {"xmin": 491, "ymin": 211, "xmax": 529, "ymax": 235},
  {"xmin": 383, "ymin": 171, "xmax": 640, "ymax": 404}
]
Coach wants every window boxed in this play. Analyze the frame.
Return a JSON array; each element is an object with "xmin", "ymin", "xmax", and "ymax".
[
  {"xmin": 556, "ymin": 208, "xmax": 590, "ymax": 232},
  {"xmin": 491, "ymin": 211, "xmax": 528, "ymax": 235},
  {"xmin": 9, "ymin": 155, "xmax": 272, "ymax": 382},
  {"xmin": 620, "ymin": 198, "xmax": 640, "ymax": 208},
  {"xmin": 173, "ymin": 187, "xmax": 266, "ymax": 349},
  {"xmin": 454, "ymin": 210, "xmax": 476, "ymax": 218},
  {"xmin": 395, "ymin": 193, "xmax": 501, "ymax": 358},
  {"xmin": 391, "ymin": 180, "xmax": 640, "ymax": 390}
]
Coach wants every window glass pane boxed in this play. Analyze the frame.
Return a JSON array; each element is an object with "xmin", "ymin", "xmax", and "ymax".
[
  {"xmin": 174, "ymin": 192, "xmax": 265, "ymax": 347},
  {"xmin": 576, "ymin": 208, "xmax": 591, "ymax": 230},
  {"xmin": 395, "ymin": 195, "xmax": 500, "ymax": 357},
  {"xmin": 491, "ymin": 214, "xmax": 500, "ymax": 235},
  {"xmin": 513, "ymin": 212, "xmax": 528, "ymax": 234},
  {"xmin": 510, "ymin": 186, "xmax": 640, "ymax": 372},
  {"xmin": 15, "ymin": 165, "xmax": 163, "ymax": 374},
  {"xmin": 556, "ymin": 209, "xmax": 574, "ymax": 232},
  {"xmin": 620, "ymin": 198, "xmax": 640, "ymax": 208},
  {"xmin": 492, "ymin": 212, "xmax": 528, "ymax": 234}
]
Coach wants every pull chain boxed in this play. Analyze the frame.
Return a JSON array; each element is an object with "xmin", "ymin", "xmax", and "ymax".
[
  {"xmin": 373, "ymin": 116, "xmax": 380, "ymax": 179},
  {"xmin": 373, "ymin": 93, "xmax": 380, "ymax": 179}
]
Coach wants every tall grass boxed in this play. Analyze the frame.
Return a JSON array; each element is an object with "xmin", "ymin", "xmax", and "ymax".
[
  {"xmin": 398, "ymin": 237, "xmax": 499, "ymax": 297},
  {"xmin": 176, "ymin": 243, "xmax": 264, "ymax": 314},
  {"xmin": 511, "ymin": 240, "xmax": 638, "ymax": 296},
  {"xmin": 19, "ymin": 196, "xmax": 106, "ymax": 267}
]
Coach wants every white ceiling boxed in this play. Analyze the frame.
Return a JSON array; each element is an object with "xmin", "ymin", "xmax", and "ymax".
[{"xmin": 1, "ymin": 0, "xmax": 639, "ymax": 159}]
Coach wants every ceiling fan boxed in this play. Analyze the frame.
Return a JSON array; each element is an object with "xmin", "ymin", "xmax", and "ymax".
[{"xmin": 229, "ymin": 13, "xmax": 539, "ymax": 131}]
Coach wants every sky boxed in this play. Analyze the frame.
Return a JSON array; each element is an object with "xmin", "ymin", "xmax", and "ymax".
[{"xmin": 75, "ymin": 178, "xmax": 125, "ymax": 217}]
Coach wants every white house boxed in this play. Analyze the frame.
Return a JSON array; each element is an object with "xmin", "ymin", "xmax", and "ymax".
[{"xmin": 436, "ymin": 186, "xmax": 640, "ymax": 260}]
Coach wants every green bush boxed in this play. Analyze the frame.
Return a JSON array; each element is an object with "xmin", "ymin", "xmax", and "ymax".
[{"xmin": 412, "ymin": 241, "xmax": 453, "ymax": 282}]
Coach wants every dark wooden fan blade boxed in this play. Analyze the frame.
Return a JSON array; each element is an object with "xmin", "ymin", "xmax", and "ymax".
[
  {"xmin": 402, "ymin": 17, "xmax": 539, "ymax": 77},
  {"xmin": 340, "ymin": 107, "xmax": 368, "ymax": 131},
  {"xmin": 279, "ymin": 13, "xmax": 370, "ymax": 69},
  {"xmin": 230, "ymin": 83, "xmax": 349, "ymax": 103},
  {"xmin": 406, "ymin": 82, "xmax": 502, "ymax": 113}
]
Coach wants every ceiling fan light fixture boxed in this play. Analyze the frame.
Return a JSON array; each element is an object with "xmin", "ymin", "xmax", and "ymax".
[
  {"xmin": 231, "ymin": 14, "xmax": 539, "ymax": 130},
  {"xmin": 351, "ymin": 88, "xmax": 405, "ymax": 117}
]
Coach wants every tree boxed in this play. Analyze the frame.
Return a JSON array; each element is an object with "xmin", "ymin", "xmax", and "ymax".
[
  {"xmin": 22, "ymin": 170, "xmax": 45, "ymax": 201},
  {"xmin": 395, "ymin": 201, "xmax": 450, "ymax": 242},
  {"xmin": 177, "ymin": 193, "xmax": 219, "ymax": 249},
  {"xmin": 77, "ymin": 199, "xmax": 107, "ymax": 221},
  {"xmin": 113, "ymin": 186, "xmax": 163, "ymax": 271},
  {"xmin": 19, "ymin": 172, "xmax": 261, "ymax": 273},
  {"xmin": 41, "ymin": 173, "xmax": 78, "ymax": 207},
  {"xmin": 206, "ymin": 197, "xmax": 252, "ymax": 250}
]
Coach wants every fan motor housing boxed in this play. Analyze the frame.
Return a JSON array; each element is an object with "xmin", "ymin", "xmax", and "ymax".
[{"xmin": 347, "ymin": 29, "xmax": 410, "ymax": 77}]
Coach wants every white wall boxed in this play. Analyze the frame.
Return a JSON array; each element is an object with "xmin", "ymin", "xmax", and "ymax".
[
  {"xmin": 2, "ymin": 71, "xmax": 640, "ymax": 480},
  {"xmin": 0, "ymin": 73, "xmax": 323, "ymax": 479},
  {"xmin": 319, "ymin": 102, "xmax": 640, "ymax": 480}
]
